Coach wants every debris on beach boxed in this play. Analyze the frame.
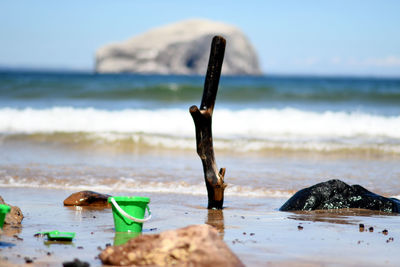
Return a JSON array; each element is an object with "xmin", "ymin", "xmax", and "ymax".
[
  {"xmin": 35, "ymin": 231, "xmax": 75, "ymax": 241},
  {"xmin": 13, "ymin": 234, "xmax": 23, "ymax": 241},
  {"xmin": 0, "ymin": 196, "xmax": 24, "ymax": 226},
  {"xmin": 359, "ymin": 224, "xmax": 365, "ymax": 232},
  {"xmin": 99, "ymin": 224, "xmax": 244, "ymax": 267},
  {"xmin": 63, "ymin": 191, "xmax": 111, "ymax": 207},
  {"xmin": 24, "ymin": 256, "xmax": 34, "ymax": 264},
  {"xmin": 279, "ymin": 179, "xmax": 400, "ymax": 213},
  {"xmin": 62, "ymin": 258, "xmax": 90, "ymax": 267},
  {"xmin": 386, "ymin": 237, "xmax": 394, "ymax": 243}
]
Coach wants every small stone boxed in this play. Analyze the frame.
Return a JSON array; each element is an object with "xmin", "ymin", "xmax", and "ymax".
[
  {"xmin": 369, "ymin": 227, "xmax": 374, "ymax": 232},
  {"xmin": 386, "ymin": 237, "xmax": 394, "ymax": 243},
  {"xmin": 62, "ymin": 258, "xmax": 90, "ymax": 267},
  {"xmin": 77, "ymin": 246, "xmax": 84, "ymax": 249},
  {"xmin": 0, "ymin": 196, "xmax": 24, "ymax": 225},
  {"xmin": 24, "ymin": 257, "xmax": 33, "ymax": 263},
  {"xmin": 63, "ymin": 191, "xmax": 111, "ymax": 207},
  {"xmin": 359, "ymin": 223, "xmax": 365, "ymax": 232},
  {"xmin": 105, "ymin": 243, "xmax": 111, "ymax": 247},
  {"xmin": 242, "ymin": 232, "xmax": 246, "ymax": 235},
  {"xmin": 250, "ymin": 233, "xmax": 255, "ymax": 236},
  {"xmin": 382, "ymin": 229, "xmax": 388, "ymax": 235},
  {"xmin": 241, "ymin": 216, "xmax": 245, "ymax": 219},
  {"xmin": 298, "ymin": 225, "xmax": 304, "ymax": 230},
  {"xmin": 13, "ymin": 235, "xmax": 23, "ymax": 241}
]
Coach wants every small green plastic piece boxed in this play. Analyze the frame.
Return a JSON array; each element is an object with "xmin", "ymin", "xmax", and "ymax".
[
  {"xmin": 37, "ymin": 231, "xmax": 75, "ymax": 241},
  {"xmin": 0, "ymin": 204, "xmax": 11, "ymax": 229}
]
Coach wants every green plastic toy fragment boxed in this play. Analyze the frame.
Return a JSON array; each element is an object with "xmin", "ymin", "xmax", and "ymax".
[{"xmin": 36, "ymin": 231, "xmax": 75, "ymax": 241}]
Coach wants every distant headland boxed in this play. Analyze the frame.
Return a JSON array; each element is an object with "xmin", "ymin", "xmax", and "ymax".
[{"xmin": 95, "ymin": 19, "xmax": 261, "ymax": 76}]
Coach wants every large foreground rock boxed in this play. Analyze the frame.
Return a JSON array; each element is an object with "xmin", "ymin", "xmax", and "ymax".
[
  {"xmin": 95, "ymin": 19, "xmax": 261, "ymax": 75},
  {"xmin": 0, "ymin": 196, "xmax": 23, "ymax": 225},
  {"xmin": 63, "ymin": 191, "xmax": 111, "ymax": 207},
  {"xmin": 99, "ymin": 224, "xmax": 244, "ymax": 266},
  {"xmin": 280, "ymin": 179, "xmax": 400, "ymax": 213}
]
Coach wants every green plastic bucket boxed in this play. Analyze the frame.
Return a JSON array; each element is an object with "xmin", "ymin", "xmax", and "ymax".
[
  {"xmin": 108, "ymin": 196, "xmax": 151, "ymax": 233},
  {"xmin": 0, "ymin": 204, "xmax": 11, "ymax": 229}
]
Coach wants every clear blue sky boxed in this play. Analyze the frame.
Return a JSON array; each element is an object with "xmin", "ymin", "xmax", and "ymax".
[{"xmin": 1, "ymin": 0, "xmax": 399, "ymax": 77}]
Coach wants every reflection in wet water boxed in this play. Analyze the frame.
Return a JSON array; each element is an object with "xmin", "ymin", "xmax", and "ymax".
[
  {"xmin": 205, "ymin": 209, "xmax": 225, "ymax": 236},
  {"xmin": 113, "ymin": 231, "xmax": 141, "ymax": 246},
  {"xmin": 286, "ymin": 209, "xmax": 399, "ymax": 225},
  {"xmin": 1, "ymin": 224, "xmax": 22, "ymax": 236}
]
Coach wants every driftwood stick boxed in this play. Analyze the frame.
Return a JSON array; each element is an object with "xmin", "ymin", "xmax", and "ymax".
[{"xmin": 189, "ymin": 36, "xmax": 227, "ymax": 209}]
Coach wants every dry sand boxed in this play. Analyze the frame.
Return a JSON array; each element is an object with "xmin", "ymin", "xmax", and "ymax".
[{"xmin": 1, "ymin": 187, "xmax": 399, "ymax": 266}]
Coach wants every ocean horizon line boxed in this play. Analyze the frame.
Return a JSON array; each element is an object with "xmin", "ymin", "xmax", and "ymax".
[{"xmin": 1, "ymin": 66, "xmax": 400, "ymax": 80}]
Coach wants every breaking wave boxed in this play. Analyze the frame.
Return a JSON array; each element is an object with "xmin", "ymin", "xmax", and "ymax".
[{"xmin": 1, "ymin": 107, "xmax": 399, "ymax": 154}]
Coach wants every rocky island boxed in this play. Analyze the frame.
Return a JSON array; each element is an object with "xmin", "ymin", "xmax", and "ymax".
[{"xmin": 95, "ymin": 19, "xmax": 261, "ymax": 75}]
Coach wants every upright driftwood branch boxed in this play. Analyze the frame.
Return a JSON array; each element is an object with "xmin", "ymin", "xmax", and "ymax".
[{"xmin": 189, "ymin": 36, "xmax": 227, "ymax": 209}]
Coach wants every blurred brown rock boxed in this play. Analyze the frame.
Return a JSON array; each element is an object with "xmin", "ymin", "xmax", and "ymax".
[
  {"xmin": 99, "ymin": 224, "xmax": 244, "ymax": 267},
  {"xmin": 63, "ymin": 191, "xmax": 111, "ymax": 207},
  {"xmin": 0, "ymin": 196, "xmax": 24, "ymax": 225}
]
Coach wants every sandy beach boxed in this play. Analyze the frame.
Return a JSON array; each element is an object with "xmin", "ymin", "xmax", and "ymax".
[
  {"xmin": 2, "ymin": 0, "xmax": 400, "ymax": 265},
  {"xmin": 1, "ymin": 73, "xmax": 400, "ymax": 266},
  {"xmin": 1, "ymin": 187, "xmax": 399, "ymax": 266}
]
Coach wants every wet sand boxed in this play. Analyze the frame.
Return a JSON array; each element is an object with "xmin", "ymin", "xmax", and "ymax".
[{"xmin": 1, "ymin": 187, "xmax": 399, "ymax": 266}]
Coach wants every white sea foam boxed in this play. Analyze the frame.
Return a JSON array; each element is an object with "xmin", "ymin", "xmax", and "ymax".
[
  {"xmin": 1, "ymin": 107, "xmax": 399, "ymax": 139},
  {"xmin": 0, "ymin": 175, "xmax": 292, "ymax": 198}
]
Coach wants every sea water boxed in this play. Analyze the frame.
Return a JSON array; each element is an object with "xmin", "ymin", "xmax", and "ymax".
[{"xmin": 0, "ymin": 71, "xmax": 399, "ymax": 202}]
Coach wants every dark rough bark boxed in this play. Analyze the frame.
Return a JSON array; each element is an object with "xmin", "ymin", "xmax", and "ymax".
[
  {"xmin": 189, "ymin": 36, "xmax": 227, "ymax": 209},
  {"xmin": 280, "ymin": 179, "xmax": 400, "ymax": 213}
]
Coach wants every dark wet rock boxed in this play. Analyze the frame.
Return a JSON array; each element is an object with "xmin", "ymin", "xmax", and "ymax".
[
  {"xmin": 99, "ymin": 224, "xmax": 244, "ymax": 267},
  {"xmin": 382, "ymin": 229, "xmax": 388, "ymax": 235},
  {"xmin": 63, "ymin": 191, "xmax": 111, "ymax": 207},
  {"xmin": 0, "ymin": 196, "xmax": 24, "ymax": 225},
  {"xmin": 280, "ymin": 179, "xmax": 400, "ymax": 213},
  {"xmin": 63, "ymin": 259, "xmax": 90, "ymax": 267}
]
